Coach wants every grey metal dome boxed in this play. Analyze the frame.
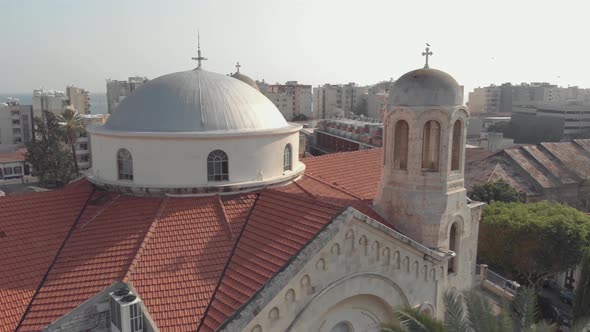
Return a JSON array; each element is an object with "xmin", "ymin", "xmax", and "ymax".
[
  {"xmin": 390, "ymin": 68, "xmax": 462, "ymax": 107},
  {"xmin": 231, "ymin": 72, "xmax": 260, "ymax": 91},
  {"xmin": 104, "ymin": 68, "xmax": 288, "ymax": 133}
]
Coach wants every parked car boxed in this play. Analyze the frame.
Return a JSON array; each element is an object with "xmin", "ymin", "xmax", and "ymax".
[
  {"xmin": 559, "ymin": 289, "xmax": 575, "ymax": 305},
  {"xmin": 505, "ymin": 280, "xmax": 521, "ymax": 293}
]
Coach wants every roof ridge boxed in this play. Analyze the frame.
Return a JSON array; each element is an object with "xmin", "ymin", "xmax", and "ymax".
[
  {"xmin": 291, "ymin": 179, "xmax": 317, "ymax": 200},
  {"xmin": 80, "ymin": 194, "xmax": 121, "ymax": 229},
  {"xmin": 123, "ymin": 197, "xmax": 169, "ymax": 282},
  {"xmin": 15, "ymin": 187, "xmax": 96, "ymax": 331},
  {"xmin": 304, "ymin": 172, "xmax": 364, "ymax": 200},
  {"xmin": 217, "ymin": 195, "xmax": 233, "ymax": 240},
  {"xmin": 196, "ymin": 193, "xmax": 261, "ymax": 332}
]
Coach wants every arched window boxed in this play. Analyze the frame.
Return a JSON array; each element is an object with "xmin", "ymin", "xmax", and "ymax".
[
  {"xmin": 207, "ymin": 150, "xmax": 229, "ymax": 181},
  {"xmin": 421, "ymin": 120, "xmax": 441, "ymax": 172},
  {"xmin": 393, "ymin": 120, "xmax": 409, "ymax": 170},
  {"xmin": 117, "ymin": 149, "xmax": 133, "ymax": 181},
  {"xmin": 451, "ymin": 120, "xmax": 462, "ymax": 171},
  {"xmin": 283, "ymin": 144, "xmax": 292, "ymax": 171},
  {"xmin": 448, "ymin": 222, "xmax": 459, "ymax": 273}
]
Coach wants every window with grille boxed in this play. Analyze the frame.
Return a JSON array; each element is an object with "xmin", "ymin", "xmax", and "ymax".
[
  {"xmin": 117, "ymin": 149, "xmax": 133, "ymax": 181},
  {"xmin": 451, "ymin": 120, "xmax": 462, "ymax": 171},
  {"xmin": 283, "ymin": 144, "xmax": 293, "ymax": 171},
  {"xmin": 393, "ymin": 120, "xmax": 409, "ymax": 170},
  {"xmin": 207, "ymin": 150, "xmax": 229, "ymax": 181},
  {"xmin": 421, "ymin": 120, "xmax": 441, "ymax": 172}
]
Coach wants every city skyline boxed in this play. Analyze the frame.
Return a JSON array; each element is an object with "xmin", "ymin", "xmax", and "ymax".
[{"xmin": 2, "ymin": 0, "xmax": 590, "ymax": 95}]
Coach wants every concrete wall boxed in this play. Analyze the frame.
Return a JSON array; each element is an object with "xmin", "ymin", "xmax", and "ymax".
[{"xmin": 221, "ymin": 210, "xmax": 453, "ymax": 332}]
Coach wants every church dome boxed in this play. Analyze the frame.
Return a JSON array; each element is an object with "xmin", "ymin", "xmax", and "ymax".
[
  {"xmin": 231, "ymin": 72, "xmax": 260, "ymax": 91},
  {"xmin": 104, "ymin": 68, "xmax": 287, "ymax": 133},
  {"xmin": 390, "ymin": 68, "xmax": 462, "ymax": 107}
]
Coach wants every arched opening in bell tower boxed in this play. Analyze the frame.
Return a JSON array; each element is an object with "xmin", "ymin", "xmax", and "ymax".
[
  {"xmin": 448, "ymin": 222, "xmax": 460, "ymax": 273},
  {"xmin": 393, "ymin": 120, "xmax": 409, "ymax": 170},
  {"xmin": 451, "ymin": 120, "xmax": 462, "ymax": 171},
  {"xmin": 421, "ymin": 120, "xmax": 441, "ymax": 172}
]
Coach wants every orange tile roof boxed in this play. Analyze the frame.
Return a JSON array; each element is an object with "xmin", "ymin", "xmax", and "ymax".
[
  {"xmin": 198, "ymin": 190, "xmax": 344, "ymax": 332},
  {"xmin": 303, "ymin": 148, "xmax": 383, "ymax": 199},
  {"xmin": 1, "ymin": 149, "xmax": 406, "ymax": 331},
  {"xmin": 0, "ymin": 181, "xmax": 94, "ymax": 332},
  {"xmin": 0, "ymin": 148, "xmax": 26, "ymax": 164}
]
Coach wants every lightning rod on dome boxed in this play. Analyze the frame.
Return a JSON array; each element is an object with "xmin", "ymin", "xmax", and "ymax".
[
  {"xmin": 192, "ymin": 30, "xmax": 208, "ymax": 69},
  {"xmin": 422, "ymin": 44, "xmax": 433, "ymax": 69},
  {"xmin": 235, "ymin": 61, "xmax": 241, "ymax": 73}
]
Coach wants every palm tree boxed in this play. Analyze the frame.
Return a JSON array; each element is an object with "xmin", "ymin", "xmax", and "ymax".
[
  {"xmin": 58, "ymin": 107, "xmax": 84, "ymax": 174},
  {"xmin": 381, "ymin": 287, "xmax": 588, "ymax": 332}
]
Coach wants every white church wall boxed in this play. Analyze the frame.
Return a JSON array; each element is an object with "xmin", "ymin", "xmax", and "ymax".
[
  {"xmin": 88, "ymin": 130, "xmax": 302, "ymax": 189},
  {"xmin": 221, "ymin": 208, "xmax": 450, "ymax": 332}
]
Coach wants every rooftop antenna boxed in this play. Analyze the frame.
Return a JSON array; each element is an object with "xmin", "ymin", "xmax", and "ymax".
[{"xmin": 192, "ymin": 30, "xmax": 207, "ymax": 69}]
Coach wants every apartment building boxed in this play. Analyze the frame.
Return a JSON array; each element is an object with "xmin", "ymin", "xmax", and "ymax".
[
  {"xmin": 0, "ymin": 98, "xmax": 34, "ymax": 149},
  {"xmin": 106, "ymin": 76, "xmax": 149, "ymax": 114}
]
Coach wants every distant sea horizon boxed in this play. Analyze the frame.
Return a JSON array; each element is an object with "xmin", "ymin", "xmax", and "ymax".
[{"xmin": 0, "ymin": 93, "xmax": 108, "ymax": 115}]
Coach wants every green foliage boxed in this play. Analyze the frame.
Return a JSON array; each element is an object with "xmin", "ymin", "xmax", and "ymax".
[
  {"xmin": 468, "ymin": 180, "xmax": 521, "ymax": 204},
  {"xmin": 486, "ymin": 122, "xmax": 510, "ymax": 135},
  {"xmin": 58, "ymin": 107, "xmax": 85, "ymax": 174},
  {"xmin": 25, "ymin": 111, "xmax": 77, "ymax": 187},
  {"xmin": 354, "ymin": 97, "xmax": 368, "ymax": 116},
  {"xmin": 381, "ymin": 307, "xmax": 446, "ymax": 332},
  {"xmin": 574, "ymin": 251, "xmax": 590, "ymax": 319},
  {"xmin": 381, "ymin": 287, "xmax": 566, "ymax": 332},
  {"xmin": 291, "ymin": 113, "xmax": 309, "ymax": 121},
  {"xmin": 479, "ymin": 201, "xmax": 590, "ymax": 285}
]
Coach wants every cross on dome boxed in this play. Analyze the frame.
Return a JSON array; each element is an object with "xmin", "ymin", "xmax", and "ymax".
[
  {"xmin": 191, "ymin": 31, "xmax": 208, "ymax": 69},
  {"xmin": 235, "ymin": 62, "xmax": 241, "ymax": 73},
  {"xmin": 422, "ymin": 44, "xmax": 433, "ymax": 69}
]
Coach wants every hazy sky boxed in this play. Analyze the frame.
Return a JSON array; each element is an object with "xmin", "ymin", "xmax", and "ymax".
[{"xmin": 1, "ymin": 0, "xmax": 589, "ymax": 95}]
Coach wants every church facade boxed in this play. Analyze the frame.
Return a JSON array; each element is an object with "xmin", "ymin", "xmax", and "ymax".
[{"xmin": 0, "ymin": 49, "xmax": 483, "ymax": 332}]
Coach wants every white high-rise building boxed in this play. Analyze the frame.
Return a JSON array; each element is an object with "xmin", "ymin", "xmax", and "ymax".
[
  {"xmin": 259, "ymin": 80, "xmax": 313, "ymax": 120},
  {"xmin": 314, "ymin": 83, "xmax": 369, "ymax": 119},
  {"xmin": 66, "ymin": 85, "xmax": 91, "ymax": 114},
  {"xmin": 0, "ymin": 98, "xmax": 34, "ymax": 149},
  {"xmin": 106, "ymin": 76, "xmax": 149, "ymax": 114},
  {"xmin": 32, "ymin": 89, "xmax": 67, "ymax": 119}
]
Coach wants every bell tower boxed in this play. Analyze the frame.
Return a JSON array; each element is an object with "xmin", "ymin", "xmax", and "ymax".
[{"xmin": 373, "ymin": 64, "xmax": 470, "ymax": 251}]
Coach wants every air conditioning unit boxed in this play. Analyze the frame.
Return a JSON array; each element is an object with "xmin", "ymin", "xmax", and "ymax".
[{"xmin": 109, "ymin": 289, "xmax": 144, "ymax": 332}]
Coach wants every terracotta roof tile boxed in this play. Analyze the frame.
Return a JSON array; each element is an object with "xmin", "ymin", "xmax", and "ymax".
[
  {"xmin": 198, "ymin": 190, "xmax": 343, "ymax": 332},
  {"xmin": 18, "ymin": 194, "xmax": 163, "ymax": 331},
  {"xmin": 2, "ymin": 148, "xmax": 409, "ymax": 331},
  {"xmin": 303, "ymin": 148, "xmax": 382, "ymax": 199},
  {"xmin": 0, "ymin": 181, "xmax": 93, "ymax": 332}
]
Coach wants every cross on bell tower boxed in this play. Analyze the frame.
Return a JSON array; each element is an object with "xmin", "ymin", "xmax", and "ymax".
[
  {"xmin": 422, "ymin": 44, "xmax": 433, "ymax": 69},
  {"xmin": 192, "ymin": 31, "xmax": 207, "ymax": 69},
  {"xmin": 235, "ymin": 62, "xmax": 241, "ymax": 73}
]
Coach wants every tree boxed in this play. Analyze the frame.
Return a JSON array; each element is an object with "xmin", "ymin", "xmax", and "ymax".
[
  {"xmin": 292, "ymin": 113, "xmax": 309, "ymax": 121},
  {"xmin": 381, "ymin": 287, "xmax": 589, "ymax": 332},
  {"xmin": 468, "ymin": 180, "xmax": 522, "ymax": 204},
  {"xmin": 354, "ymin": 97, "xmax": 368, "ymax": 116},
  {"xmin": 574, "ymin": 251, "xmax": 590, "ymax": 319},
  {"xmin": 479, "ymin": 201, "xmax": 590, "ymax": 286},
  {"xmin": 58, "ymin": 107, "xmax": 85, "ymax": 174},
  {"xmin": 25, "ymin": 111, "xmax": 77, "ymax": 187}
]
